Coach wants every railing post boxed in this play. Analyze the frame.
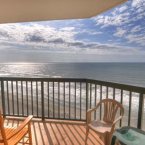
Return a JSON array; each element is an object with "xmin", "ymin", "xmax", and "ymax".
[
  {"xmin": 86, "ymin": 81, "xmax": 88, "ymax": 122},
  {"xmin": 1, "ymin": 79, "xmax": 6, "ymax": 118},
  {"xmin": 137, "ymin": 93, "xmax": 144, "ymax": 129},
  {"xmin": 41, "ymin": 81, "xmax": 44, "ymax": 120}
]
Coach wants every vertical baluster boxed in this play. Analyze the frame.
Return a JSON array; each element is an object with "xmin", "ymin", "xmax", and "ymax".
[
  {"xmin": 128, "ymin": 91, "xmax": 132, "ymax": 126},
  {"xmin": 120, "ymin": 89, "xmax": 123, "ymax": 127},
  {"xmin": 31, "ymin": 81, "xmax": 33, "ymax": 115},
  {"xmin": 11, "ymin": 81, "xmax": 14, "ymax": 115},
  {"xmin": 137, "ymin": 93, "xmax": 144, "ymax": 129},
  {"xmin": 100, "ymin": 85, "xmax": 102, "ymax": 120},
  {"xmin": 53, "ymin": 81, "xmax": 55, "ymax": 118},
  {"xmin": 113, "ymin": 87, "xmax": 115, "ymax": 99},
  {"xmin": 36, "ymin": 81, "xmax": 38, "ymax": 117},
  {"xmin": 80, "ymin": 82, "xmax": 82, "ymax": 120},
  {"xmin": 75, "ymin": 82, "xmax": 76, "ymax": 119},
  {"xmin": 86, "ymin": 82, "xmax": 88, "ymax": 121},
  {"xmin": 41, "ymin": 81, "xmax": 44, "ymax": 120},
  {"xmin": 64, "ymin": 82, "xmax": 65, "ymax": 119},
  {"xmin": 48, "ymin": 82, "xmax": 49, "ymax": 118},
  {"xmin": 106, "ymin": 86, "xmax": 108, "ymax": 99},
  {"xmin": 69, "ymin": 82, "xmax": 71, "ymax": 119},
  {"xmin": 26, "ymin": 81, "xmax": 28, "ymax": 116},
  {"xmin": 56, "ymin": 82, "xmax": 58, "ymax": 119},
  {"xmin": 21, "ymin": 81, "xmax": 24, "ymax": 116},
  {"xmin": 6, "ymin": 81, "xmax": 10, "ymax": 115},
  {"xmin": 1, "ymin": 79, "xmax": 6, "ymax": 117},
  {"xmin": 16, "ymin": 81, "xmax": 19, "ymax": 115},
  {"xmin": 94, "ymin": 84, "xmax": 97, "ymax": 119},
  {"xmin": 90, "ymin": 83, "xmax": 92, "ymax": 109},
  {"xmin": 58, "ymin": 82, "xmax": 60, "ymax": 118}
]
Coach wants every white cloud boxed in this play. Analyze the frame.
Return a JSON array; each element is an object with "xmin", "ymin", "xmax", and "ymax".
[
  {"xmin": 0, "ymin": 24, "xmax": 77, "ymax": 45},
  {"xmin": 130, "ymin": 25, "xmax": 142, "ymax": 33},
  {"xmin": 126, "ymin": 34, "xmax": 145, "ymax": 46},
  {"xmin": 93, "ymin": 0, "xmax": 145, "ymax": 28},
  {"xmin": 1, "ymin": 37, "xmax": 144, "ymax": 56},
  {"xmin": 114, "ymin": 28, "xmax": 127, "ymax": 37},
  {"xmin": 94, "ymin": 12, "xmax": 130, "ymax": 27},
  {"xmin": 0, "ymin": 21, "xmax": 144, "ymax": 56},
  {"xmin": 78, "ymin": 29, "xmax": 102, "ymax": 35},
  {"xmin": 61, "ymin": 27, "xmax": 75, "ymax": 31},
  {"xmin": 119, "ymin": 5, "xmax": 128, "ymax": 13},
  {"xmin": 92, "ymin": 0, "xmax": 145, "ymax": 49},
  {"xmin": 132, "ymin": 0, "xmax": 143, "ymax": 8}
]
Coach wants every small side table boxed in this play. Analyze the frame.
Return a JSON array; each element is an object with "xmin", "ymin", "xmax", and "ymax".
[{"xmin": 111, "ymin": 126, "xmax": 145, "ymax": 145}]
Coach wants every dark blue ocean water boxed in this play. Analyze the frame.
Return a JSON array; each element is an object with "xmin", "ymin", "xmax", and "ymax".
[{"xmin": 0, "ymin": 62, "xmax": 145, "ymax": 87}]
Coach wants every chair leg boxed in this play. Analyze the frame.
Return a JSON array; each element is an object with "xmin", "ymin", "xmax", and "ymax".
[
  {"xmin": 115, "ymin": 140, "xmax": 120, "ymax": 145},
  {"xmin": 28, "ymin": 123, "xmax": 32, "ymax": 145},
  {"xmin": 85, "ymin": 126, "xmax": 89, "ymax": 145},
  {"xmin": 105, "ymin": 132, "xmax": 110, "ymax": 145}
]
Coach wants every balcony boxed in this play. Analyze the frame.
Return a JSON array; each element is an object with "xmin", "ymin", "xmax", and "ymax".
[{"xmin": 0, "ymin": 77, "xmax": 145, "ymax": 144}]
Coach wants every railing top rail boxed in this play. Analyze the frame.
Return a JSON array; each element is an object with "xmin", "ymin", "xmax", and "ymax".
[
  {"xmin": 0, "ymin": 77, "xmax": 145, "ymax": 93},
  {"xmin": 0, "ymin": 77, "xmax": 87, "ymax": 82},
  {"xmin": 87, "ymin": 79, "xmax": 145, "ymax": 94}
]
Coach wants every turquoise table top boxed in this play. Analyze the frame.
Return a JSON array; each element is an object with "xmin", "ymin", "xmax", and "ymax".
[{"xmin": 111, "ymin": 126, "xmax": 145, "ymax": 145}]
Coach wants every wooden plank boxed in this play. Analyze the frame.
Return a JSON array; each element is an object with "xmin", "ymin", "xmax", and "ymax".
[{"xmin": 4, "ymin": 119, "xmax": 104, "ymax": 145}]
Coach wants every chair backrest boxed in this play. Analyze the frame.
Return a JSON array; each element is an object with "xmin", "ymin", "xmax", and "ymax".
[{"xmin": 98, "ymin": 99, "xmax": 124, "ymax": 123}]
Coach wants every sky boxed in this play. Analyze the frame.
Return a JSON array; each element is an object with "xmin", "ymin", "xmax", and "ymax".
[{"xmin": 0, "ymin": 0, "xmax": 145, "ymax": 62}]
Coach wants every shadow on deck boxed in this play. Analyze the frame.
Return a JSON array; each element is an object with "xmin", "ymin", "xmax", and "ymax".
[{"xmin": 4, "ymin": 118, "xmax": 104, "ymax": 145}]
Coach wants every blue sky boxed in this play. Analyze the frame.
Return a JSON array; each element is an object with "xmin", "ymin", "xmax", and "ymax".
[{"xmin": 0, "ymin": 0, "xmax": 145, "ymax": 62}]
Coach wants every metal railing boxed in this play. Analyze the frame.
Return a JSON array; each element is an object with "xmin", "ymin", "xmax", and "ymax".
[{"xmin": 0, "ymin": 77, "xmax": 145, "ymax": 129}]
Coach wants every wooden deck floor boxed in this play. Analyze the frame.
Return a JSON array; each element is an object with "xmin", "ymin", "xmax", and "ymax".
[{"xmin": 4, "ymin": 118, "xmax": 104, "ymax": 145}]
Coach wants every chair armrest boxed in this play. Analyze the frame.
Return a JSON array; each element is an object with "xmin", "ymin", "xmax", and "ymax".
[
  {"xmin": 112, "ymin": 116, "xmax": 123, "ymax": 126},
  {"xmin": 6, "ymin": 115, "xmax": 33, "ymax": 140},
  {"xmin": 87, "ymin": 108, "xmax": 97, "ymax": 114},
  {"xmin": 109, "ymin": 116, "xmax": 123, "ymax": 137},
  {"xmin": 86, "ymin": 103, "xmax": 100, "ymax": 124},
  {"xmin": 87, "ymin": 102, "xmax": 101, "ymax": 114}
]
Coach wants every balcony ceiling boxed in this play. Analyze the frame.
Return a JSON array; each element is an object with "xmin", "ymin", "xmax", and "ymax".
[{"xmin": 0, "ymin": 0, "xmax": 127, "ymax": 24}]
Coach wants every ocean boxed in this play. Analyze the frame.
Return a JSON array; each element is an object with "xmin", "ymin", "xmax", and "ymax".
[{"xmin": 0, "ymin": 62, "xmax": 145, "ymax": 87}]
